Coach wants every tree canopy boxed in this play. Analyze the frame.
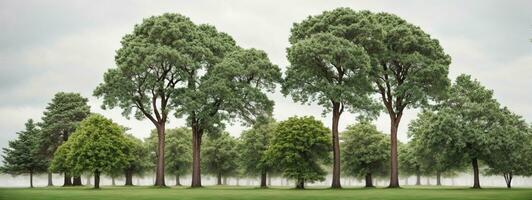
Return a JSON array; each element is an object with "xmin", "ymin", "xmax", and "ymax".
[{"xmin": 202, "ymin": 132, "xmax": 239, "ymax": 185}]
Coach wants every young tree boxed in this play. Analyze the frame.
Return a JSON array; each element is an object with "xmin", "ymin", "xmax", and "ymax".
[
  {"xmin": 284, "ymin": 27, "xmax": 378, "ymax": 189},
  {"xmin": 202, "ymin": 132, "xmax": 239, "ymax": 185},
  {"xmin": 63, "ymin": 114, "xmax": 131, "ymax": 189},
  {"xmin": 341, "ymin": 122, "xmax": 389, "ymax": 187},
  {"xmin": 123, "ymin": 134, "xmax": 151, "ymax": 186},
  {"xmin": 39, "ymin": 92, "xmax": 90, "ymax": 186},
  {"xmin": 238, "ymin": 117, "xmax": 276, "ymax": 188},
  {"xmin": 290, "ymin": 8, "xmax": 451, "ymax": 187},
  {"xmin": 266, "ymin": 116, "xmax": 331, "ymax": 189},
  {"xmin": 1, "ymin": 119, "xmax": 48, "ymax": 188}
]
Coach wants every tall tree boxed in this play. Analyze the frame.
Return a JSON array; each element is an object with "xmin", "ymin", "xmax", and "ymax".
[
  {"xmin": 202, "ymin": 132, "xmax": 239, "ymax": 185},
  {"xmin": 284, "ymin": 29, "xmax": 378, "ymax": 189},
  {"xmin": 60, "ymin": 114, "xmax": 131, "ymax": 189},
  {"xmin": 238, "ymin": 117, "xmax": 276, "ymax": 188},
  {"xmin": 341, "ymin": 122, "xmax": 389, "ymax": 187},
  {"xmin": 93, "ymin": 13, "xmax": 187, "ymax": 186},
  {"xmin": 289, "ymin": 8, "xmax": 451, "ymax": 187},
  {"xmin": 265, "ymin": 116, "xmax": 331, "ymax": 189},
  {"xmin": 1, "ymin": 119, "xmax": 48, "ymax": 188},
  {"xmin": 39, "ymin": 92, "xmax": 90, "ymax": 186}
]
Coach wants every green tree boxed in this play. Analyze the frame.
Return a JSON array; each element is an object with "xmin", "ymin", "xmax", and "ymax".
[
  {"xmin": 266, "ymin": 116, "xmax": 331, "ymax": 189},
  {"xmin": 341, "ymin": 122, "xmax": 389, "ymax": 187},
  {"xmin": 39, "ymin": 92, "xmax": 90, "ymax": 186},
  {"xmin": 238, "ymin": 117, "xmax": 276, "ymax": 188},
  {"xmin": 202, "ymin": 132, "xmax": 239, "ymax": 185},
  {"xmin": 290, "ymin": 8, "xmax": 451, "ymax": 187},
  {"xmin": 284, "ymin": 25, "xmax": 378, "ymax": 188},
  {"xmin": 1, "ymin": 119, "xmax": 48, "ymax": 188},
  {"xmin": 398, "ymin": 142, "xmax": 423, "ymax": 185},
  {"xmin": 123, "ymin": 134, "xmax": 151, "ymax": 186},
  {"xmin": 61, "ymin": 114, "xmax": 131, "ymax": 189}
]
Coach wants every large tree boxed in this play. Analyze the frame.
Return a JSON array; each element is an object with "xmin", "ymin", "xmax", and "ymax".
[
  {"xmin": 93, "ymin": 13, "xmax": 189, "ymax": 186},
  {"xmin": 284, "ymin": 29, "xmax": 377, "ymax": 189},
  {"xmin": 60, "ymin": 114, "xmax": 131, "ymax": 189},
  {"xmin": 1, "ymin": 119, "xmax": 48, "ymax": 188},
  {"xmin": 39, "ymin": 92, "xmax": 90, "ymax": 186},
  {"xmin": 238, "ymin": 117, "xmax": 276, "ymax": 188},
  {"xmin": 266, "ymin": 116, "xmax": 331, "ymax": 189},
  {"xmin": 202, "ymin": 132, "xmax": 239, "ymax": 185},
  {"xmin": 341, "ymin": 122, "xmax": 389, "ymax": 187},
  {"xmin": 289, "ymin": 8, "xmax": 451, "ymax": 187}
]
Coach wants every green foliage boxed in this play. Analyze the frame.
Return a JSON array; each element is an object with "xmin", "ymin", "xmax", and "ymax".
[
  {"xmin": 124, "ymin": 134, "xmax": 151, "ymax": 177},
  {"xmin": 1, "ymin": 119, "xmax": 48, "ymax": 175},
  {"xmin": 341, "ymin": 122, "xmax": 389, "ymax": 177},
  {"xmin": 202, "ymin": 132, "xmax": 239, "ymax": 178},
  {"xmin": 398, "ymin": 142, "xmax": 423, "ymax": 176},
  {"xmin": 146, "ymin": 128, "xmax": 192, "ymax": 176},
  {"xmin": 266, "ymin": 116, "xmax": 331, "ymax": 186},
  {"xmin": 238, "ymin": 117, "xmax": 276, "ymax": 176}
]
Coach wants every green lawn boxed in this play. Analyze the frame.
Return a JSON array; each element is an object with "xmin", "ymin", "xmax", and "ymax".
[{"xmin": 1, "ymin": 186, "xmax": 531, "ymax": 200}]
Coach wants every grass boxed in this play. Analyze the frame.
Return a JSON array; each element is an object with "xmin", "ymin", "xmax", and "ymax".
[{"xmin": 0, "ymin": 185, "xmax": 531, "ymax": 200}]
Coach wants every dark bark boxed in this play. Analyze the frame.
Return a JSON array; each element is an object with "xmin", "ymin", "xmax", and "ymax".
[
  {"xmin": 175, "ymin": 174, "xmax": 181, "ymax": 186},
  {"xmin": 388, "ymin": 117, "xmax": 401, "ymax": 188},
  {"xmin": 94, "ymin": 171, "xmax": 100, "ymax": 189},
  {"xmin": 472, "ymin": 158, "xmax": 481, "ymax": 189},
  {"xmin": 47, "ymin": 172, "xmax": 53, "ymax": 186},
  {"xmin": 125, "ymin": 169, "xmax": 133, "ymax": 186},
  {"xmin": 295, "ymin": 178, "xmax": 304, "ymax": 189},
  {"xmin": 29, "ymin": 171, "xmax": 33, "ymax": 188},
  {"xmin": 191, "ymin": 125, "xmax": 203, "ymax": 187},
  {"xmin": 331, "ymin": 102, "xmax": 342, "ymax": 189},
  {"xmin": 73, "ymin": 176, "xmax": 82, "ymax": 186},
  {"xmin": 154, "ymin": 123, "xmax": 166, "ymax": 186},
  {"xmin": 436, "ymin": 171, "xmax": 442, "ymax": 186},
  {"xmin": 365, "ymin": 173, "xmax": 374, "ymax": 187},
  {"xmin": 63, "ymin": 173, "xmax": 72, "ymax": 186},
  {"xmin": 416, "ymin": 168, "xmax": 421, "ymax": 185},
  {"xmin": 503, "ymin": 173, "xmax": 512, "ymax": 189},
  {"xmin": 260, "ymin": 171, "xmax": 267, "ymax": 188},
  {"xmin": 217, "ymin": 172, "xmax": 222, "ymax": 185}
]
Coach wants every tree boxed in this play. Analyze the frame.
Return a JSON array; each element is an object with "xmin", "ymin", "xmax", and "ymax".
[
  {"xmin": 61, "ymin": 114, "xmax": 131, "ymax": 189},
  {"xmin": 238, "ymin": 117, "xmax": 276, "ymax": 188},
  {"xmin": 284, "ymin": 24, "xmax": 379, "ymax": 188},
  {"xmin": 341, "ymin": 122, "xmax": 389, "ymax": 187},
  {"xmin": 265, "ymin": 116, "xmax": 331, "ymax": 189},
  {"xmin": 123, "ymin": 134, "xmax": 151, "ymax": 186},
  {"xmin": 290, "ymin": 8, "xmax": 451, "ymax": 187},
  {"xmin": 93, "ymin": 13, "xmax": 189, "ymax": 186},
  {"xmin": 39, "ymin": 92, "xmax": 90, "ymax": 186},
  {"xmin": 398, "ymin": 142, "xmax": 423, "ymax": 185},
  {"xmin": 1, "ymin": 119, "xmax": 48, "ymax": 188},
  {"xmin": 202, "ymin": 132, "xmax": 239, "ymax": 185}
]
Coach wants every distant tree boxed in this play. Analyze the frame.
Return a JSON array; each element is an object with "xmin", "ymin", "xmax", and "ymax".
[
  {"xmin": 202, "ymin": 132, "xmax": 239, "ymax": 185},
  {"xmin": 1, "ymin": 119, "xmax": 48, "ymax": 188},
  {"xmin": 290, "ymin": 8, "xmax": 451, "ymax": 187},
  {"xmin": 238, "ymin": 117, "xmax": 276, "ymax": 188},
  {"xmin": 63, "ymin": 114, "xmax": 131, "ymax": 189},
  {"xmin": 341, "ymin": 122, "xmax": 389, "ymax": 187},
  {"xmin": 266, "ymin": 116, "xmax": 331, "ymax": 189},
  {"xmin": 398, "ymin": 142, "xmax": 423, "ymax": 185},
  {"xmin": 123, "ymin": 134, "xmax": 151, "ymax": 186},
  {"xmin": 39, "ymin": 92, "xmax": 90, "ymax": 186}
]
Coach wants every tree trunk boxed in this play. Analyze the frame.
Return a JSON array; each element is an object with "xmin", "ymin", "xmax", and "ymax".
[
  {"xmin": 217, "ymin": 172, "xmax": 222, "ymax": 185},
  {"xmin": 86, "ymin": 174, "xmax": 91, "ymax": 185},
  {"xmin": 436, "ymin": 171, "xmax": 442, "ymax": 186},
  {"xmin": 47, "ymin": 172, "xmax": 53, "ymax": 186},
  {"xmin": 503, "ymin": 173, "xmax": 512, "ymax": 189},
  {"xmin": 267, "ymin": 173, "xmax": 271, "ymax": 186},
  {"xmin": 125, "ymin": 169, "xmax": 133, "ymax": 186},
  {"xmin": 260, "ymin": 170, "xmax": 267, "ymax": 188},
  {"xmin": 416, "ymin": 169, "xmax": 421, "ymax": 185},
  {"xmin": 73, "ymin": 176, "xmax": 82, "ymax": 186},
  {"xmin": 94, "ymin": 171, "xmax": 100, "ymax": 189},
  {"xmin": 154, "ymin": 123, "xmax": 166, "ymax": 186},
  {"xmin": 331, "ymin": 102, "xmax": 342, "ymax": 189},
  {"xmin": 29, "ymin": 171, "xmax": 33, "ymax": 188},
  {"xmin": 295, "ymin": 178, "xmax": 304, "ymax": 189},
  {"xmin": 63, "ymin": 173, "xmax": 72, "ymax": 186},
  {"xmin": 191, "ymin": 125, "xmax": 203, "ymax": 188},
  {"xmin": 365, "ymin": 173, "xmax": 374, "ymax": 187},
  {"xmin": 388, "ymin": 116, "xmax": 401, "ymax": 188},
  {"xmin": 111, "ymin": 176, "xmax": 116, "ymax": 186},
  {"xmin": 223, "ymin": 176, "xmax": 227, "ymax": 185},
  {"xmin": 471, "ymin": 158, "xmax": 481, "ymax": 189},
  {"xmin": 175, "ymin": 174, "xmax": 181, "ymax": 186}
]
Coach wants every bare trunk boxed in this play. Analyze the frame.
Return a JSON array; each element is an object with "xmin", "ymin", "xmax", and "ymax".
[
  {"xmin": 260, "ymin": 170, "xmax": 267, "ymax": 188},
  {"xmin": 217, "ymin": 172, "xmax": 222, "ymax": 185},
  {"xmin": 191, "ymin": 125, "xmax": 203, "ymax": 187},
  {"xmin": 73, "ymin": 176, "xmax": 82, "ymax": 186},
  {"xmin": 331, "ymin": 102, "xmax": 342, "ymax": 189},
  {"xmin": 365, "ymin": 173, "xmax": 374, "ymax": 187},
  {"xmin": 176, "ymin": 174, "xmax": 181, "ymax": 186},
  {"xmin": 47, "ymin": 172, "xmax": 53, "ymax": 186},
  {"xmin": 416, "ymin": 168, "xmax": 421, "ymax": 185},
  {"xmin": 125, "ymin": 169, "xmax": 133, "ymax": 186},
  {"xmin": 472, "ymin": 158, "xmax": 481, "ymax": 189},
  {"xmin": 29, "ymin": 171, "xmax": 33, "ymax": 188},
  {"xmin": 154, "ymin": 123, "xmax": 166, "ymax": 186},
  {"xmin": 295, "ymin": 178, "xmax": 304, "ymax": 189},
  {"xmin": 504, "ymin": 173, "xmax": 512, "ymax": 189},
  {"xmin": 94, "ymin": 171, "xmax": 100, "ymax": 189},
  {"xmin": 436, "ymin": 171, "xmax": 442, "ymax": 186},
  {"xmin": 63, "ymin": 173, "xmax": 72, "ymax": 186},
  {"xmin": 111, "ymin": 176, "xmax": 116, "ymax": 186},
  {"xmin": 388, "ymin": 117, "xmax": 400, "ymax": 188}
]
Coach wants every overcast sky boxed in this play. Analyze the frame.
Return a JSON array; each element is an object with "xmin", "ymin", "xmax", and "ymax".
[{"xmin": 1, "ymin": 0, "xmax": 531, "ymax": 155}]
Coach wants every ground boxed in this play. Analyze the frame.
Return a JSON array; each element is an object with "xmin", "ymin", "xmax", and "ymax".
[{"xmin": 1, "ymin": 186, "xmax": 531, "ymax": 200}]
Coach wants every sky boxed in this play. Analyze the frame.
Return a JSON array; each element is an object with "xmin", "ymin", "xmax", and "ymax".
[{"xmin": 1, "ymin": 0, "xmax": 531, "ymax": 156}]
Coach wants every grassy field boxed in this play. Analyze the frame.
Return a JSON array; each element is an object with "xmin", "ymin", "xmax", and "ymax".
[{"xmin": 1, "ymin": 186, "xmax": 531, "ymax": 200}]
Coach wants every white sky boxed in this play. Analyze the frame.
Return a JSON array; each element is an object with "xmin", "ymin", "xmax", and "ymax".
[{"xmin": 1, "ymin": 0, "xmax": 531, "ymax": 156}]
